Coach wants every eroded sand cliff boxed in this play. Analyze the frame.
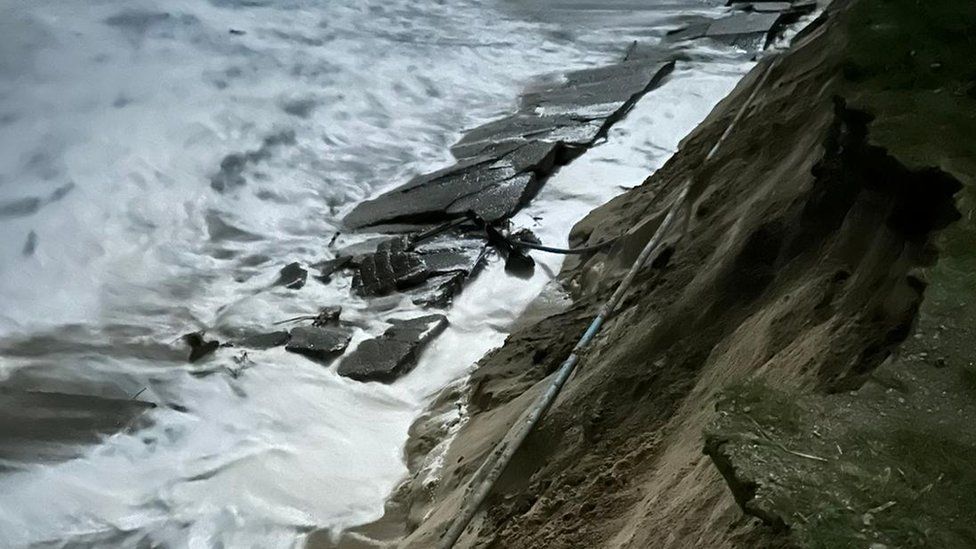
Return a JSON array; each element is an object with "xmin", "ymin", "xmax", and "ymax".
[{"xmin": 321, "ymin": 0, "xmax": 976, "ymax": 546}]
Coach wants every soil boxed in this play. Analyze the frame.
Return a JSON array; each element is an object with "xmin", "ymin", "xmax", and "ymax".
[{"xmin": 311, "ymin": 0, "xmax": 976, "ymax": 546}]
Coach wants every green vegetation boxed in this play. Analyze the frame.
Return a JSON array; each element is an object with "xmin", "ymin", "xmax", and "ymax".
[
  {"xmin": 709, "ymin": 368, "xmax": 976, "ymax": 549},
  {"xmin": 707, "ymin": 2, "xmax": 976, "ymax": 546},
  {"xmin": 715, "ymin": 381, "xmax": 806, "ymax": 435},
  {"xmin": 844, "ymin": 0, "xmax": 976, "ymax": 352},
  {"xmin": 844, "ymin": 4, "xmax": 976, "ymax": 543},
  {"xmin": 845, "ymin": 0, "xmax": 976, "ymax": 344},
  {"xmin": 844, "ymin": 0, "xmax": 976, "ymax": 178}
]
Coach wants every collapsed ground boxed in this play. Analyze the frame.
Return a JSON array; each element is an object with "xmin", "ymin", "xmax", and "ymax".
[{"xmin": 346, "ymin": 0, "xmax": 976, "ymax": 547}]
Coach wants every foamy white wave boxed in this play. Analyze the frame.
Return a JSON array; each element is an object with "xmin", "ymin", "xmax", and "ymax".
[
  {"xmin": 0, "ymin": 0, "xmax": 756, "ymax": 547},
  {"xmin": 0, "ymin": 0, "xmax": 607, "ymax": 332}
]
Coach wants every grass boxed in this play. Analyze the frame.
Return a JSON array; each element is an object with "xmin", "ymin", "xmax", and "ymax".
[
  {"xmin": 711, "ymin": 375, "xmax": 976, "ymax": 549},
  {"xmin": 843, "ymin": 0, "xmax": 976, "ymax": 334},
  {"xmin": 705, "ymin": 2, "xmax": 976, "ymax": 546}
]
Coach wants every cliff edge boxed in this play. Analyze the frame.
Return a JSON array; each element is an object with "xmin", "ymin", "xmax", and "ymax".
[{"xmin": 332, "ymin": 0, "xmax": 976, "ymax": 546}]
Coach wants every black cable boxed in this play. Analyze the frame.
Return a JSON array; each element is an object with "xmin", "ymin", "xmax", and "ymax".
[
  {"xmin": 509, "ymin": 237, "xmax": 618, "ymax": 255},
  {"xmin": 406, "ymin": 211, "xmax": 617, "ymax": 256}
]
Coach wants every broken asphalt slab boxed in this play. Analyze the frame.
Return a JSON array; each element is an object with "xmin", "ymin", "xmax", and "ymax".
[
  {"xmin": 234, "ymin": 331, "xmax": 291, "ymax": 350},
  {"xmin": 0, "ymin": 387, "xmax": 154, "ymax": 467},
  {"xmin": 337, "ymin": 315, "xmax": 449, "ymax": 382},
  {"xmin": 666, "ymin": 10, "xmax": 806, "ymax": 50},
  {"xmin": 343, "ymin": 141, "xmax": 559, "ymax": 229},
  {"xmin": 352, "ymin": 232, "xmax": 489, "ymax": 303},
  {"xmin": 273, "ymin": 262, "xmax": 307, "ymax": 289},
  {"xmin": 343, "ymin": 59, "xmax": 675, "ymax": 230},
  {"xmin": 285, "ymin": 326, "xmax": 352, "ymax": 362},
  {"xmin": 707, "ymin": 11, "xmax": 782, "ymax": 41}
]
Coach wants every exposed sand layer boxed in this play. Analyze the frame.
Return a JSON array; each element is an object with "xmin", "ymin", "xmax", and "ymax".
[{"xmin": 343, "ymin": 0, "xmax": 976, "ymax": 546}]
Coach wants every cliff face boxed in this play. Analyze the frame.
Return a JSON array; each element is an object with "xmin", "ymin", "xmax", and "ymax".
[{"xmin": 381, "ymin": 0, "xmax": 976, "ymax": 547}]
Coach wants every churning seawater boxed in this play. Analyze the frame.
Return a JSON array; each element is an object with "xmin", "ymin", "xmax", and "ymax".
[{"xmin": 0, "ymin": 0, "xmax": 758, "ymax": 546}]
